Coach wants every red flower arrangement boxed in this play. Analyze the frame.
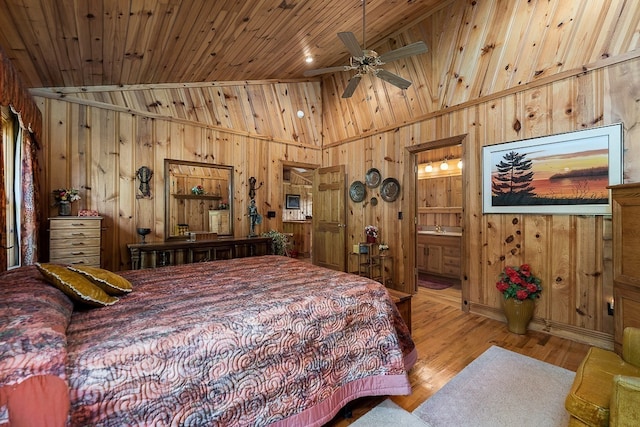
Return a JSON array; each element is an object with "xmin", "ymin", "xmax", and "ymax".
[{"xmin": 496, "ymin": 264, "xmax": 542, "ymax": 300}]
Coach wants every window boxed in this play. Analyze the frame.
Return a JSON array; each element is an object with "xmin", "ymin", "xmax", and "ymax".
[{"xmin": 2, "ymin": 106, "xmax": 19, "ymax": 268}]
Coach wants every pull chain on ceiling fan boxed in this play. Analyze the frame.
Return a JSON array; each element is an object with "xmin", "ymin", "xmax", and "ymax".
[{"xmin": 303, "ymin": 0, "xmax": 428, "ymax": 98}]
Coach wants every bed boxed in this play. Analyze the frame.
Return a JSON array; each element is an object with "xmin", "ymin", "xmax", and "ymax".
[{"xmin": 0, "ymin": 255, "xmax": 416, "ymax": 426}]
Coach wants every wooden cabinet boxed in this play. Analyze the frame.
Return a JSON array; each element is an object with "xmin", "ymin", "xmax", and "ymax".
[
  {"xmin": 417, "ymin": 234, "xmax": 461, "ymax": 279},
  {"xmin": 416, "ymin": 237, "xmax": 428, "ymax": 271},
  {"xmin": 49, "ymin": 217, "xmax": 102, "ymax": 267},
  {"xmin": 610, "ymin": 183, "xmax": 640, "ymax": 353}
]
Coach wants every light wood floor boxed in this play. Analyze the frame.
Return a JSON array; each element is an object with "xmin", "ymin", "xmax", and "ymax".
[{"xmin": 324, "ymin": 286, "xmax": 591, "ymax": 426}]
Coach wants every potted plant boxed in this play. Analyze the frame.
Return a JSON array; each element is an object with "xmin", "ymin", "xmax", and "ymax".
[
  {"xmin": 261, "ymin": 229, "xmax": 290, "ymax": 256},
  {"xmin": 496, "ymin": 264, "xmax": 542, "ymax": 334},
  {"xmin": 191, "ymin": 185, "xmax": 205, "ymax": 195},
  {"xmin": 365, "ymin": 225, "xmax": 378, "ymax": 243},
  {"xmin": 52, "ymin": 188, "xmax": 81, "ymax": 216}
]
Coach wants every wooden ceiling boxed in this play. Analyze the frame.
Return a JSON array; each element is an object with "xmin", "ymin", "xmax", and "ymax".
[{"xmin": 0, "ymin": 0, "xmax": 450, "ymax": 89}]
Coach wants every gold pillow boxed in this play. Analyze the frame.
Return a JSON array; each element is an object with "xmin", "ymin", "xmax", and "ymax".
[
  {"xmin": 35, "ymin": 263, "xmax": 118, "ymax": 307},
  {"xmin": 67, "ymin": 266, "xmax": 132, "ymax": 295}
]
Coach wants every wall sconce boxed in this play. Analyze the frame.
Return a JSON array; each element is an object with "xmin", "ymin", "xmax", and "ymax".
[
  {"xmin": 457, "ymin": 159, "xmax": 463, "ymax": 169},
  {"xmin": 440, "ymin": 160, "xmax": 449, "ymax": 170},
  {"xmin": 136, "ymin": 166, "xmax": 153, "ymax": 198},
  {"xmin": 425, "ymin": 163, "xmax": 433, "ymax": 173}
]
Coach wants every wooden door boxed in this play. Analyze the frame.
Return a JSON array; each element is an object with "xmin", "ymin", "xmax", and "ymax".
[{"xmin": 312, "ymin": 165, "xmax": 346, "ymax": 271}]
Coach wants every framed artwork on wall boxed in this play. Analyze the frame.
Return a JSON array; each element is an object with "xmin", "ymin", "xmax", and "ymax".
[
  {"xmin": 482, "ymin": 123, "xmax": 623, "ymax": 215},
  {"xmin": 286, "ymin": 194, "xmax": 300, "ymax": 209}
]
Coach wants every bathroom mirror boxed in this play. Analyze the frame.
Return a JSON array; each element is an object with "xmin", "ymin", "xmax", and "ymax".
[{"xmin": 164, "ymin": 159, "xmax": 234, "ymax": 240}]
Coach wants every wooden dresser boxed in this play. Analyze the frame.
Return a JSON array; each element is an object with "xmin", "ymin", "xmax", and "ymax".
[
  {"xmin": 49, "ymin": 217, "xmax": 103, "ymax": 267},
  {"xmin": 610, "ymin": 183, "xmax": 640, "ymax": 353},
  {"xmin": 127, "ymin": 236, "xmax": 271, "ymax": 269}
]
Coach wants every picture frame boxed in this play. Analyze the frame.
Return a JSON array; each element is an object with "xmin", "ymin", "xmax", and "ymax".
[
  {"xmin": 482, "ymin": 123, "xmax": 623, "ymax": 215},
  {"xmin": 285, "ymin": 194, "xmax": 300, "ymax": 209}
]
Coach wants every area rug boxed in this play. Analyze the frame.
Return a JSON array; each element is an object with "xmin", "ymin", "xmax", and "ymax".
[
  {"xmin": 417, "ymin": 273, "xmax": 455, "ymax": 290},
  {"xmin": 352, "ymin": 345, "xmax": 575, "ymax": 427}
]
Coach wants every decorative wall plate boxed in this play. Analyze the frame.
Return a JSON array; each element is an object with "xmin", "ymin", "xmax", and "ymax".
[
  {"xmin": 380, "ymin": 178, "xmax": 400, "ymax": 202},
  {"xmin": 349, "ymin": 180, "xmax": 366, "ymax": 202},
  {"xmin": 365, "ymin": 168, "xmax": 382, "ymax": 188}
]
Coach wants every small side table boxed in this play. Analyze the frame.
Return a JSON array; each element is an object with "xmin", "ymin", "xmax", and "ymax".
[{"xmin": 387, "ymin": 288, "xmax": 412, "ymax": 332}]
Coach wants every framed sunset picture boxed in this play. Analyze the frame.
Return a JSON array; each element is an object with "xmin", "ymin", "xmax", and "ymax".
[{"xmin": 482, "ymin": 123, "xmax": 623, "ymax": 215}]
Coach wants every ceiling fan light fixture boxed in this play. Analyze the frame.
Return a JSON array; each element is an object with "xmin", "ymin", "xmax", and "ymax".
[
  {"xmin": 301, "ymin": 1, "xmax": 428, "ymax": 98},
  {"xmin": 305, "ymin": 56, "xmax": 313, "ymax": 63}
]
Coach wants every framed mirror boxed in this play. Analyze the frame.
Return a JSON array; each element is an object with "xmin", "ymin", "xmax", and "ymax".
[{"xmin": 164, "ymin": 159, "xmax": 234, "ymax": 240}]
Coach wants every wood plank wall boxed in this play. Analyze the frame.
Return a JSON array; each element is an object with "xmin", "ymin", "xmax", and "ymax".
[
  {"xmin": 35, "ymin": 81, "xmax": 323, "ymax": 272},
  {"xmin": 321, "ymin": 0, "xmax": 640, "ymax": 347},
  {"xmin": 31, "ymin": 0, "xmax": 640, "ymax": 347}
]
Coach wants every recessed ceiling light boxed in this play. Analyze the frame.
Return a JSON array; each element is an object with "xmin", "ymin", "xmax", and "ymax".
[
  {"xmin": 305, "ymin": 56, "xmax": 313, "ymax": 63},
  {"xmin": 297, "ymin": 110, "xmax": 305, "ymax": 118}
]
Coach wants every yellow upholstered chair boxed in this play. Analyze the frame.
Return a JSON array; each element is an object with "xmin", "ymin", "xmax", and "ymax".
[{"xmin": 565, "ymin": 327, "xmax": 640, "ymax": 426}]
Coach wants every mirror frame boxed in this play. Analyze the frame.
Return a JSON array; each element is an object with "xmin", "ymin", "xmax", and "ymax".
[{"xmin": 164, "ymin": 159, "xmax": 234, "ymax": 240}]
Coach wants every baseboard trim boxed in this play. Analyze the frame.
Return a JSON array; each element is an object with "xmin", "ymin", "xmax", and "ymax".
[{"xmin": 469, "ymin": 303, "xmax": 614, "ymax": 350}]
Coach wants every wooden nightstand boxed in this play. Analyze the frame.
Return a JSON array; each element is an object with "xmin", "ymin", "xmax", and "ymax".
[
  {"xmin": 49, "ymin": 217, "xmax": 102, "ymax": 267},
  {"xmin": 387, "ymin": 288, "xmax": 412, "ymax": 332}
]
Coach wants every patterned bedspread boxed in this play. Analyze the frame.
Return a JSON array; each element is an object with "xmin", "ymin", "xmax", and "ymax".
[{"xmin": 66, "ymin": 255, "xmax": 415, "ymax": 426}]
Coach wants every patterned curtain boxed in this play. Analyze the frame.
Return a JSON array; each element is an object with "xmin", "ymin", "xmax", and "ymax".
[
  {"xmin": 0, "ymin": 120, "xmax": 6, "ymax": 271},
  {"xmin": 21, "ymin": 131, "xmax": 41, "ymax": 264},
  {"xmin": 0, "ymin": 44, "xmax": 43, "ymax": 268}
]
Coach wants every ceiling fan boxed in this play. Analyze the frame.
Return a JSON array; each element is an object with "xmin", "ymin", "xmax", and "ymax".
[{"xmin": 303, "ymin": 1, "xmax": 428, "ymax": 98}]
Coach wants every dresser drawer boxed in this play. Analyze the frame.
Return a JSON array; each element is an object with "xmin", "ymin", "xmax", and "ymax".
[
  {"xmin": 443, "ymin": 245, "xmax": 460, "ymax": 257},
  {"xmin": 49, "ymin": 218, "xmax": 101, "ymax": 231},
  {"xmin": 442, "ymin": 263, "xmax": 461, "ymax": 277},
  {"xmin": 49, "ymin": 238, "xmax": 100, "ymax": 250},
  {"xmin": 50, "ymin": 228, "xmax": 101, "ymax": 241},
  {"xmin": 49, "ymin": 254, "xmax": 101, "ymax": 266},
  {"xmin": 50, "ymin": 245, "xmax": 100, "ymax": 258}
]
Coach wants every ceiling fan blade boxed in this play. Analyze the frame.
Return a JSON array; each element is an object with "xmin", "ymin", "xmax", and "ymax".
[
  {"xmin": 378, "ymin": 41, "xmax": 428, "ymax": 63},
  {"xmin": 342, "ymin": 75, "xmax": 362, "ymax": 98},
  {"xmin": 303, "ymin": 66, "xmax": 351, "ymax": 77},
  {"xmin": 375, "ymin": 69, "xmax": 412, "ymax": 90},
  {"xmin": 337, "ymin": 32, "xmax": 363, "ymax": 57}
]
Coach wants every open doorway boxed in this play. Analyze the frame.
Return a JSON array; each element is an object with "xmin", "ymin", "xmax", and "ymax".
[
  {"xmin": 415, "ymin": 145, "xmax": 463, "ymax": 305},
  {"xmin": 282, "ymin": 163, "xmax": 316, "ymax": 260},
  {"xmin": 403, "ymin": 134, "xmax": 467, "ymax": 310}
]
